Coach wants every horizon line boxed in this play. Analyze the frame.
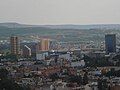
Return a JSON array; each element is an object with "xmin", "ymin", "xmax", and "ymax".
[{"xmin": 1, "ymin": 22, "xmax": 120, "ymax": 26}]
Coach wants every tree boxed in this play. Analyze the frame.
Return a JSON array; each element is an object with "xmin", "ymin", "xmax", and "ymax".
[
  {"xmin": 0, "ymin": 78, "xmax": 23, "ymax": 90},
  {"xmin": 98, "ymin": 79, "xmax": 102, "ymax": 90},
  {"xmin": 0, "ymin": 68, "xmax": 28, "ymax": 90},
  {"xmin": 82, "ymin": 72, "xmax": 88, "ymax": 85},
  {"xmin": 0, "ymin": 68, "xmax": 8, "ymax": 79},
  {"xmin": 98, "ymin": 79, "xmax": 108, "ymax": 90},
  {"xmin": 67, "ymin": 75, "xmax": 82, "ymax": 85},
  {"xmin": 49, "ymin": 73, "xmax": 59, "ymax": 81}
]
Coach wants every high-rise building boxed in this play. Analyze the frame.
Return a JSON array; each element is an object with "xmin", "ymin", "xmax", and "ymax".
[
  {"xmin": 22, "ymin": 45, "xmax": 31, "ymax": 57},
  {"xmin": 36, "ymin": 39, "xmax": 50, "ymax": 52},
  {"xmin": 29, "ymin": 43, "xmax": 37, "ymax": 55},
  {"xmin": 105, "ymin": 34, "xmax": 116, "ymax": 54},
  {"xmin": 10, "ymin": 36, "xmax": 20, "ymax": 55}
]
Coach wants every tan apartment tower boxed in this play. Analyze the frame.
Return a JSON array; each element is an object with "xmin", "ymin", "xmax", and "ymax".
[
  {"xmin": 10, "ymin": 36, "xmax": 20, "ymax": 55},
  {"xmin": 37, "ymin": 38, "xmax": 50, "ymax": 52}
]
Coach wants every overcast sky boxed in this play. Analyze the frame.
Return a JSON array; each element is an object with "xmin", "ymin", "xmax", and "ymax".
[{"xmin": 0, "ymin": 0, "xmax": 120, "ymax": 25}]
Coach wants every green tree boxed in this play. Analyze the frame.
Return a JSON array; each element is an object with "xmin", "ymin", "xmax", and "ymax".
[
  {"xmin": 0, "ymin": 68, "xmax": 28, "ymax": 90},
  {"xmin": 82, "ymin": 72, "xmax": 88, "ymax": 85},
  {"xmin": 0, "ymin": 68, "xmax": 8, "ymax": 79}
]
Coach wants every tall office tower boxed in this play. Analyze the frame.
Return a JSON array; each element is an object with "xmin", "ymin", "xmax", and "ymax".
[
  {"xmin": 36, "ymin": 39, "xmax": 50, "ymax": 52},
  {"xmin": 105, "ymin": 34, "xmax": 116, "ymax": 54},
  {"xmin": 22, "ymin": 45, "xmax": 31, "ymax": 57},
  {"xmin": 10, "ymin": 36, "xmax": 20, "ymax": 55}
]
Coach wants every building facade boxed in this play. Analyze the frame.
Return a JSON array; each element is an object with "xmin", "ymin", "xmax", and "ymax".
[
  {"xmin": 22, "ymin": 45, "xmax": 31, "ymax": 57},
  {"xmin": 37, "ymin": 39, "xmax": 50, "ymax": 52},
  {"xmin": 10, "ymin": 36, "xmax": 20, "ymax": 55},
  {"xmin": 105, "ymin": 34, "xmax": 116, "ymax": 54}
]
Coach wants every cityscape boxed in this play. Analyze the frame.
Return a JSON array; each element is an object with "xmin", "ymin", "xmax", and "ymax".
[
  {"xmin": 0, "ymin": 23, "xmax": 120, "ymax": 90},
  {"xmin": 0, "ymin": 0, "xmax": 120, "ymax": 90}
]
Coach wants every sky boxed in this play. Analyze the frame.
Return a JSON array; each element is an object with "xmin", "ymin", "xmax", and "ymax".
[{"xmin": 0, "ymin": 0, "xmax": 120, "ymax": 25}]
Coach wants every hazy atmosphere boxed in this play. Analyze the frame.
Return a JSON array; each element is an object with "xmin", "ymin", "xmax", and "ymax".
[
  {"xmin": 0, "ymin": 0, "xmax": 120, "ymax": 25},
  {"xmin": 1, "ymin": 0, "xmax": 120, "ymax": 90}
]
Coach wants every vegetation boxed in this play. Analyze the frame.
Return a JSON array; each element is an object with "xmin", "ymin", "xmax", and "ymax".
[
  {"xmin": 105, "ymin": 69, "xmax": 120, "ymax": 77},
  {"xmin": 49, "ymin": 73, "xmax": 59, "ymax": 81},
  {"xmin": 98, "ymin": 79, "xmax": 108, "ymax": 90},
  {"xmin": 0, "ymin": 68, "xmax": 30, "ymax": 90},
  {"xmin": 69, "ymin": 75, "xmax": 82, "ymax": 85},
  {"xmin": 0, "ymin": 52, "xmax": 18, "ymax": 61},
  {"xmin": 83, "ymin": 55, "xmax": 114, "ymax": 67}
]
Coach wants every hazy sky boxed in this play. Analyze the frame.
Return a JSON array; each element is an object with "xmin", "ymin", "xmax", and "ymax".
[{"xmin": 0, "ymin": 0, "xmax": 120, "ymax": 25}]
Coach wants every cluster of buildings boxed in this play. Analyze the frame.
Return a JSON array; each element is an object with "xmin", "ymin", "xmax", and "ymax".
[
  {"xmin": 0, "ymin": 33, "xmax": 120, "ymax": 90},
  {"xmin": 10, "ymin": 36, "xmax": 50, "ymax": 58},
  {"xmin": 0, "ymin": 60, "xmax": 120, "ymax": 90},
  {"xmin": 9, "ymin": 33, "xmax": 117, "ymax": 59}
]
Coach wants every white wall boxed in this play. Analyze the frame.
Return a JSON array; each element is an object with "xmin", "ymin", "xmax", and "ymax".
[{"xmin": 71, "ymin": 60, "xmax": 85, "ymax": 67}]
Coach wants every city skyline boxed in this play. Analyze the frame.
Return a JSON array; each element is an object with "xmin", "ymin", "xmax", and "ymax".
[
  {"xmin": 0, "ymin": 0, "xmax": 120, "ymax": 25},
  {"xmin": 0, "ymin": 0, "xmax": 120, "ymax": 90}
]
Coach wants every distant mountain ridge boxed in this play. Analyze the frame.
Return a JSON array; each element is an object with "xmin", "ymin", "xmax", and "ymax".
[
  {"xmin": 0, "ymin": 22, "xmax": 39, "ymax": 28},
  {"xmin": 42, "ymin": 24, "xmax": 120, "ymax": 30},
  {"xmin": 0, "ymin": 22, "xmax": 120, "ymax": 30}
]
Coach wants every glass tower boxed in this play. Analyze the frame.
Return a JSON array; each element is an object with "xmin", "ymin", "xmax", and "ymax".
[{"xmin": 105, "ymin": 34, "xmax": 116, "ymax": 54}]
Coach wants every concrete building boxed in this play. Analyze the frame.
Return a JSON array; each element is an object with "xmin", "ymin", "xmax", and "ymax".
[
  {"xmin": 36, "ymin": 51, "xmax": 71, "ymax": 61},
  {"xmin": 36, "ymin": 39, "xmax": 50, "ymax": 52},
  {"xmin": 22, "ymin": 45, "xmax": 31, "ymax": 57},
  {"xmin": 70, "ymin": 60, "xmax": 85, "ymax": 67},
  {"xmin": 59, "ymin": 53, "xmax": 71, "ymax": 60},
  {"xmin": 10, "ymin": 36, "xmax": 20, "ymax": 55},
  {"xmin": 86, "ymin": 51, "xmax": 105, "ymax": 58},
  {"xmin": 36, "ymin": 51, "xmax": 48, "ymax": 60},
  {"xmin": 105, "ymin": 34, "xmax": 116, "ymax": 54}
]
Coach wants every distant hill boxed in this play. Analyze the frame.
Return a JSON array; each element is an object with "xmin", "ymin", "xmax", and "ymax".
[
  {"xmin": 41, "ymin": 24, "xmax": 120, "ymax": 30},
  {"xmin": 0, "ymin": 22, "xmax": 39, "ymax": 28},
  {"xmin": 0, "ymin": 26, "xmax": 55, "ymax": 36},
  {"xmin": 0, "ymin": 22, "xmax": 120, "ymax": 37},
  {"xmin": 0, "ymin": 22, "xmax": 120, "ymax": 30},
  {"xmin": 1, "ymin": 22, "xmax": 120, "ymax": 42}
]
